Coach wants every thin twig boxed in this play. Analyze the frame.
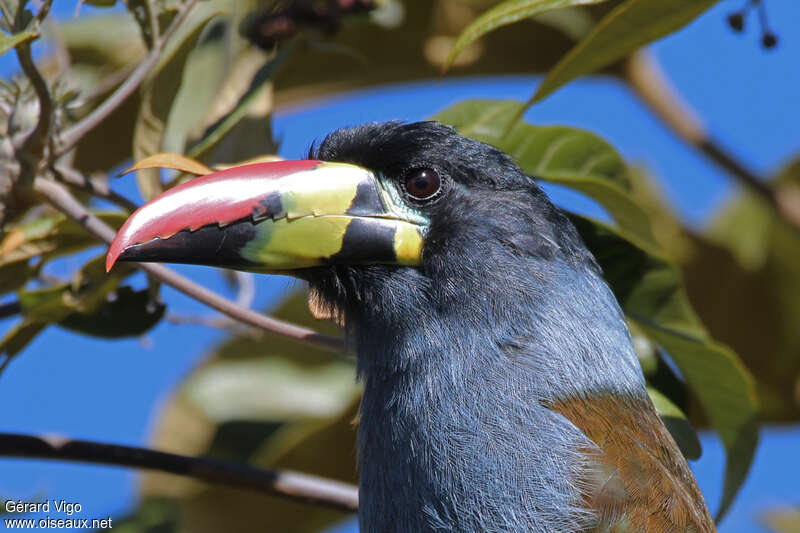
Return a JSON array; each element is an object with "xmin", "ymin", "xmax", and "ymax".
[
  {"xmin": 56, "ymin": 0, "xmax": 198, "ymax": 155},
  {"xmin": 623, "ymin": 50, "xmax": 800, "ymax": 231},
  {"xmin": 33, "ymin": 177, "xmax": 345, "ymax": 352},
  {"xmin": 50, "ymin": 165, "xmax": 138, "ymax": 212},
  {"xmin": 0, "ymin": 432, "xmax": 359, "ymax": 512}
]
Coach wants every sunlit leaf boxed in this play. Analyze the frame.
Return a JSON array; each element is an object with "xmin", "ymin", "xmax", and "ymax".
[
  {"xmin": 0, "ymin": 213, "xmax": 127, "ymax": 268},
  {"xmin": 133, "ymin": 3, "xmax": 225, "ymax": 199},
  {"xmin": 435, "ymin": 99, "xmax": 658, "ymax": 247},
  {"xmin": 122, "ymin": 152, "xmax": 213, "ymax": 176},
  {"xmin": 442, "ymin": 0, "xmax": 607, "ymax": 74},
  {"xmin": 531, "ymin": 0, "xmax": 720, "ymax": 104},
  {"xmin": 0, "ymin": 29, "xmax": 37, "ymax": 56},
  {"xmin": 184, "ymin": 357, "xmax": 359, "ymax": 424},
  {"xmin": 186, "ymin": 43, "xmax": 293, "ymax": 160}
]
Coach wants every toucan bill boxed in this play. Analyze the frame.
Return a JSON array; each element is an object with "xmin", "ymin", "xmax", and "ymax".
[{"xmin": 106, "ymin": 160, "xmax": 425, "ymax": 273}]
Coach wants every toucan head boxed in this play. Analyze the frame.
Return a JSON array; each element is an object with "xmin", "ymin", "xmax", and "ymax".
[{"xmin": 108, "ymin": 121, "xmax": 592, "ymax": 331}]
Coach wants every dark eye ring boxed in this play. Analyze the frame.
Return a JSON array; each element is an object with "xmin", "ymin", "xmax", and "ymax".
[{"xmin": 404, "ymin": 168, "xmax": 441, "ymax": 201}]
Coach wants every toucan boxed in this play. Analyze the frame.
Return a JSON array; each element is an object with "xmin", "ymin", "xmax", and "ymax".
[{"xmin": 107, "ymin": 122, "xmax": 715, "ymax": 532}]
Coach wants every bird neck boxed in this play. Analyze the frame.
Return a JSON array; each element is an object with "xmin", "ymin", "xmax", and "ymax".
[{"xmin": 352, "ymin": 260, "xmax": 647, "ymax": 531}]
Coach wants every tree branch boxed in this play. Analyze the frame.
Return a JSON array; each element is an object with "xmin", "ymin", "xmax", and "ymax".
[
  {"xmin": 14, "ymin": 25, "xmax": 53, "ymax": 179},
  {"xmin": 623, "ymin": 50, "xmax": 800, "ymax": 231},
  {"xmin": 55, "ymin": 0, "xmax": 198, "ymax": 155},
  {"xmin": 33, "ymin": 177, "xmax": 345, "ymax": 352},
  {"xmin": 0, "ymin": 432, "xmax": 359, "ymax": 512},
  {"xmin": 0, "ymin": 300, "xmax": 22, "ymax": 320},
  {"xmin": 50, "ymin": 165, "xmax": 138, "ymax": 212}
]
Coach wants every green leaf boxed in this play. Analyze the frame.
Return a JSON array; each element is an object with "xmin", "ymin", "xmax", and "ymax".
[
  {"xmin": 572, "ymin": 215, "xmax": 758, "ymax": 521},
  {"xmin": 186, "ymin": 43, "xmax": 293, "ymax": 159},
  {"xmin": 58, "ymin": 286, "xmax": 165, "ymax": 338},
  {"xmin": 443, "ymin": 0, "xmax": 608, "ymax": 73},
  {"xmin": 0, "ymin": 321, "xmax": 45, "ymax": 361},
  {"xmin": 647, "ymin": 386, "xmax": 701, "ymax": 461},
  {"xmin": 183, "ymin": 357, "xmax": 359, "ymax": 423},
  {"xmin": 0, "ymin": 0, "xmax": 30, "ymax": 34},
  {"xmin": 1, "ymin": 213, "xmax": 127, "ymax": 269},
  {"xmin": 435, "ymin": 99, "xmax": 658, "ymax": 247},
  {"xmin": 761, "ymin": 506, "xmax": 800, "ymax": 533},
  {"xmin": 683, "ymin": 157, "xmax": 800, "ymax": 423},
  {"xmin": 0, "ymin": 260, "xmax": 33, "ymax": 296},
  {"xmin": 0, "ymin": 29, "xmax": 37, "ymax": 56},
  {"xmin": 133, "ymin": 3, "xmax": 225, "ymax": 200},
  {"xmin": 531, "ymin": 0, "xmax": 720, "ymax": 104}
]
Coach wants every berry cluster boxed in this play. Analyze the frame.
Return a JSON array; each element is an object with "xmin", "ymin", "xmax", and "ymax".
[{"xmin": 727, "ymin": 0, "xmax": 778, "ymax": 49}]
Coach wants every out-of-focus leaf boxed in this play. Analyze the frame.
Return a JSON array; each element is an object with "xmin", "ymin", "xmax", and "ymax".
[
  {"xmin": 435, "ymin": 99, "xmax": 658, "ymax": 247},
  {"xmin": 442, "ymin": 0, "xmax": 607, "ymax": 73},
  {"xmin": 1, "ymin": 254, "xmax": 142, "ymax": 365},
  {"xmin": 647, "ymin": 386, "xmax": 701, "ymax": 461},
  {"xmin": 572, "ymin": 216, "xmax": 758, "ymax": 521},
  {"xmin": 0, "ymin": 212, "xmax": 127, "ymax": 267},
  {"xmin": 276, "ymin": 2, "xmax": 576, "ymax": 105},
  {"xmin": 0, "ymin": 261, "xmax": 33, "ymax": 296},
  {"xmin": 59, "ymin": 286, "xmax": 165, "ymax": 338},
  {"xmin": 531, "ymin": 0, "xmax": 720, "ymax": 104},
  {"xmin": 682, "ymin": 157, "xmax": 800, "ymax": 423},
  {"xmin": 122, "ymin": 152, "xmax": 213, "ymax": 176},
  {"xmin": 141, "ymin": 289, "xmax": 352, "ymax": 505},
  {"xmin": 0, "ymin": 213, "xmax": 126, "ymax": 297},
  {"xmin": 761, "ymin": 506, "xmax": 800, "ymax": 533},
  {"xmin": 181, "ymin": 400, "xmax": 359, "ymax": 533},
  {"xmin": 533, "ymin": 6, "xmax": 595, "ymax": 40},
  {"xmin": 186, "ymin": 44, "xmax": 291, "ymax": 159},
  {"xmin": 0, "ymin": 321, "xmax": 45, "ymax": 361},
  {"xmin": 0, "ymin": 0, "xmax": 31, "ymax": 34},
  {"xmin": 133, "ymin": 3, "xmax": 224, "ymax": 200},
  {"xmin": 18, "ymin": 254, "xmax": 136, "ymax": 321},
  {"xmin": 183, "ymin": 358, "xmax": 359, "ymax": 423},
  {"xmin": 95, "ymin": 497, "xmax": 180, "ymax": 533},
  {"xmin": 0, "ymin": 30, "xmax": 37, "ymax": 56},
  {"xmin": 55, "ymin": 13, "xmax": 144, "ymax": 173}
]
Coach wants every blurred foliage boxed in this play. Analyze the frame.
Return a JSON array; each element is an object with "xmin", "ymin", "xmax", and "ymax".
[
  {"xmin": 762, "ymin": 506, "xmax": 800, "ymax": 533},
  {"xmin": 0, "ymin": 0, "xmax": 796, "ymax": 531}
]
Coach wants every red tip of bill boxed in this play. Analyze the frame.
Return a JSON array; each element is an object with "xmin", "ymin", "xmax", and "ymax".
[{"xmin": 106, "ymin": 160, "xmax": 322, "ymax": 272}]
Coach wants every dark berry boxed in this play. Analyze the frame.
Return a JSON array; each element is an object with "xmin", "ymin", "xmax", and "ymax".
[{"xmin": 727, "ymin": 12, "xmax": 745, "ymax": 32}]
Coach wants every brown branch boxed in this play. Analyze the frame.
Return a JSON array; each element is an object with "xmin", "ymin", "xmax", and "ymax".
[
  {"xmin": 14, "ymin": 34, "xmax": 52, "ymax": 179},
  {"xmin": 623, "ymin": 50, "xmax": 800, "ymax": 231},
  {"xmin": 56, "ymin": 0, "xmax": 198, "ymax": 155},
  {"xmin": 50, "ymin": 165, "xmax": 138, "ymax": 212},
  {"xmin": 33, "ymin": 177, "xmax": 345, "ymax": 352},
  {"xmin": 0, "ymin": 432, "xmax": 359, "ymax": 512}
]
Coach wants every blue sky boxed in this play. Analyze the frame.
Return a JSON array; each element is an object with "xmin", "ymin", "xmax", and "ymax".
[{"xmin": 1, "ymin": 1, "xmax": 799, "ymax": 531}]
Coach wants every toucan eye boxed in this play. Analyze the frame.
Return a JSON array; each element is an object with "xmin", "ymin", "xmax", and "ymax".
[{"xmin": 404, "ymin": 168, "xmax": 441, "ymax": 200}]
